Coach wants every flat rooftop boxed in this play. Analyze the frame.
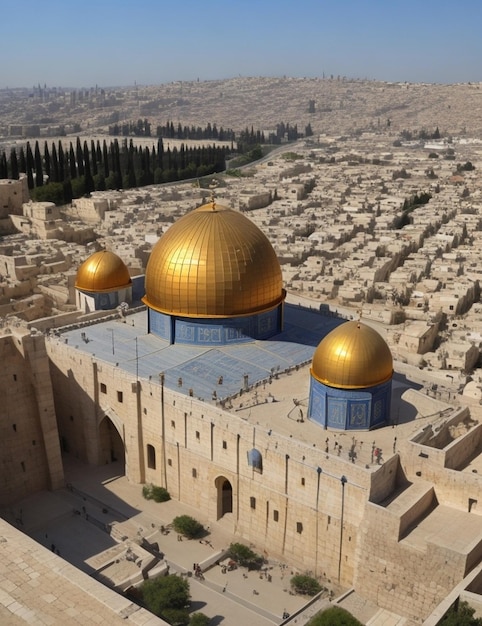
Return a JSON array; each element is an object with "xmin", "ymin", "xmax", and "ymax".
[{"xmin": 59, "ymin": 303, "xmax": 344, "ymax": 403}]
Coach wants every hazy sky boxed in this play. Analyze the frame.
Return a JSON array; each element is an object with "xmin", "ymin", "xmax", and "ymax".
[{"xmin": 3, "ymin": 0, "xmax": 481, "ymax": 88}]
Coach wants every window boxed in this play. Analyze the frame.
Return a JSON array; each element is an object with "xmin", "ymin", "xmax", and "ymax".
[
  {"xmin": 222, "ymin": 440, "xmax": 227, "ymax": 449},
  {"xmin": 273, "ymin": 510, "xmax": 279, "ymax": 522},
  {"xmin": 12, "ymin": 424, "xmax": 16, "ymax": 432},
  {"xmin": 100, "ymin": 383, "xmax": 107, "ymax": 394},
  {"xmin": 247, "ymin": 448, "xmax": 263, "ymax": 473},
  {"xmin": 296, "ymin": 522, "xmax": 303, "ymax": 534},
  {"xmin": 196, "ymin": 431, "xmax": 200, "ymax": 440},
  {"xmin": 147, "ymin": 444, "xmax": 156, "ymax": 469},
  {"xmin": 192, "ymin": 468, "xmax": 197, "ymax": 478},
  {"xmin": 301, "ymin": 477, "xmax": 305, "ymax": 486},
  {"xmin": 13, "ymin": 374, "xmax": 17, "ymax": 381},
  {"xmin": 250, "ymin": 497, "xmax": 256, "ymax": 509},
  {"xmin": 20, "ymin": 461, "xmax": 25, "ymax": 472},
  {"xmin": 167, "ymin": 458, "xmax": 172, "ymax": 466},
  {"xmin": 171, "ymin": 420, "xmax": 175, "ymax": 428},
  {"xmin": 117, "ymin": 391, "xmax": 123, "ymax": 403}
]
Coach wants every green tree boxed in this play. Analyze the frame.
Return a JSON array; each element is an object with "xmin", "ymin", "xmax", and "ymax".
[
  {"xmin": 141, "ymin": 575, "xmax": 190, "ymax": 625},
  {"xmin": 18, "ymin": 147, "xmax": 26, "ymax": 175},
  {"xmin": 0, "ymin": 152, "xmax": 8, "ymax": 178},
  {"xmin": 30, "ymin": 182, "xmax": 65, "ymax": 205},
  {"xmin": 34, "ymin": 141, "xmax": 43, "ymax": 187},
  {"xmin": 290, "ymin": 574, "xmax": 322, "ymax": 596},
  {"xmin": 26, "ymin": 142, "xmax": 35, "ymax": 189},
  {"xmin": 227, "ymin": 543, "xmax": 264, "ymax": 570},
  {"xmin": 142, "ymin": 484, "xmax": 170, "ymax": 503},
  {"xmin": 307, "ymin": 606, "xmax": 363, "ymax": 625},
  {"xmin": 10, "ymin": 149, "xmax": 19, "ymax": 179},
  {"xmin": 69, "ymin": 143, "xmax": 77, "ymax": 180},
  {"xmin": 172, "ymin": 515, "xmax": 204, "ymax": 539},
  {"xmin": 58, "ymin": 141, "xmax": 65, "ymax": 182},
  {"xmin": 440, "ymin": 600, "xmax": 482, "ymax": 625},
  {"xmin": 43, "ymin": 142, "xmax": 51, "ymax": 180}
]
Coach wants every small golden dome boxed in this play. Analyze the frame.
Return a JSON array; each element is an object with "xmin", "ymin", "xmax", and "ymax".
[
  {"xmin": 311, "ymin": 321, "xmax": 393, "ymax": 389},
  {"xmin": 75, "ymin": 250, "xmax": 132, "ymax": 293},
  {"xmin": 143, "ymin": 201, "xmax": 284, "ymax": 318}
]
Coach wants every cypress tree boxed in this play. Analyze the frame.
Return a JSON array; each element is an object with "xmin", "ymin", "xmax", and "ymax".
[
  {"xmin": 51, "ymin": 143, "xmax": 59, "ymax": 183},
  {"xmin": 0, "ymin": 152, "xmax": 8, "ymax": 179},
  {"xmin": 69, "ymin": 143, "xmax": 77, "ymax": 179},
  {"xmin": 58, "ymin": 141, "xmax": 65, "ymax": 182},
  {"xmin": 102, "ymin": 140, "xmax": 109, "ymax": 178},
  {"xmin": 76, "ymin": 137, "xmax": 84, "ymax": 176},
  {"xmin": 43, "ymin": 142, "xmax": 51, "ymax": 180},
  {"xmin": 26, "ymin": 142, "xmax": 35, "ymax": 189},
  {"xmin": 19, "ymin": 147, "xmax": 26, "ymax": 175},
  {"xmin": 10, "ymin": 149, "xmax": 19, "ymax": 179},
  {"xmin": 90, "ymin": 140, "xmax": 98, "ymax": 176},
  {"xmin": 83, "ymin": 142, "xmax": 94, "ymax": 194},
  {"xmin": 34, "ymin": 141, "xmax": 43, "ymax": 187}
]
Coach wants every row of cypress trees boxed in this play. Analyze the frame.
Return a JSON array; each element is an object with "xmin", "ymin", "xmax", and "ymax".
[{"xmin": 0, "ymin": 138, "xmax": 230, "ymax": 205}]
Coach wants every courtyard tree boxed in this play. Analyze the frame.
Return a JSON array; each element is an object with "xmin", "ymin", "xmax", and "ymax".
[
  {"xmin": 307, "ymin": 606, "xmax": 363, "ymax": 625},
  {"xmin": 141, "ymin": 574, "xmax": 190, "ymax": 625},
  {"xmin": 172, "ymin": 515, "xmax": 204, "ymax": 539}
]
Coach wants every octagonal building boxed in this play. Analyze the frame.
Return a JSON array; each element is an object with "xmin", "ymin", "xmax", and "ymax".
[
  {"xmin": 142, "ymin": 200, "xmax": 285, "ymax": 345},
  {"xmin": 308, "ymin": 320, "xmax": 393, "ymax": 430}
]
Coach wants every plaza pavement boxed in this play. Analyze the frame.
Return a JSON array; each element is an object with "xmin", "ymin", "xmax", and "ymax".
[{"xmin": 4, "ymin": 456, "xmax": 336, "ymax": 626}]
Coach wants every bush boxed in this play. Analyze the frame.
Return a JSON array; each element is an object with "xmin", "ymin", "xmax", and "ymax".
[
  {"xmin": 227, "ymin": 543, "xmax": 264, "ymax": 570},
  {"xmin": 307, "ymin": 606, "xmax": 363, "ymax": 625},
  {"xmin": 172, "ymin": 515, "xmax": 204, "ymax": 539},
  {"xmin": 142, "ymin": 484, "xmax": 171, "ymax": 503},
  {"xmin": 141, "ymin": 574, "xmax": 190, "ymax": 625},
  {"xmin": 290, "ymin": 574, "xmax": 323, "ymax": 596},
  {"xmin": 190, "ymin": 613, "xmax": 210, "ymax": 625}
]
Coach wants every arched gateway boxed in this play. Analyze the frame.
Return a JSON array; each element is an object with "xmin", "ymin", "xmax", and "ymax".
[
  {"xmin": 215, "ymin": 476, "xmax": 233, "ymax": 519},
  {"xmin": 98, "ymin": 414, "xmax": 125, "ymax": 467}
]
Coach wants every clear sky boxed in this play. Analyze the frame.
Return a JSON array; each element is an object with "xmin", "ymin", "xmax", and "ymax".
[{"xmin": 2, "ymin": 0, "xmax": 482, "ymax": 88}]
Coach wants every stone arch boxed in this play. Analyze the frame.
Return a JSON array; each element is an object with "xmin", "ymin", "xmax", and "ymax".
[
  {"xmin": 98, "ymin": 411, "xmax": 125, "ymax": 468},
  {"xmin": 215, "ymin": 475, "xmax": 233, "ymax": 519}
]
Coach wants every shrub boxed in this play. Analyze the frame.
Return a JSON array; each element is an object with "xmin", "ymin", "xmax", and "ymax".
[
  {"xmin": 290, "ymin": 574, "xmax": 323, "ymax": 596},
  {"xmin": 142, "ymin": 484, "xmax": 171, "ymax": 503},
  {"xmin": 172, "ymin": 515, "xmax": 204, "ymax": 539},
  {"xmin": 190, "ymin": 613, "xmax": 210, "ymax": 625},
  {"xmin": 307, "ymin": 606, "xmax": 363, "ymax": 625},
  {"xmin": 141, "ymin": 574, "xmax": 190, "ymax": 625},
  {"xmin": 227, "ymin": 543, "xmax": 264, "ymax": 570}
]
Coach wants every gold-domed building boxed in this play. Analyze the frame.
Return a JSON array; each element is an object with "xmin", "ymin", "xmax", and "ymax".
[
  {"xmin": 142, "ymin": 201, "xmax": 285, "ymax": 344},
  {"xmin": 75, "ymin": 250, "xmax": 132, "ymax": 312},
  {"xmin": 308, "ymin": 321, "xmax": 393, "ymax": 430}
]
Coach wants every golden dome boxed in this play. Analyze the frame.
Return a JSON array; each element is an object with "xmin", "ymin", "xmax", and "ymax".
[
  {"xmin": 75, "ymin": 250, "xmax": 132, "ymax": 293},
  {"xmin": 311, "ymin": 321, "xmax": 393, "ymax": 389},
  {"xmin": 143, "ymin": 201, "xmax": 284, "ymax": 318}
]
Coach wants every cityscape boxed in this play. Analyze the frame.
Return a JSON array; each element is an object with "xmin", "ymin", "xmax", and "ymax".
[{"xmin": 2, "ymin": 72, "xmax": 482, "ymax": 626}]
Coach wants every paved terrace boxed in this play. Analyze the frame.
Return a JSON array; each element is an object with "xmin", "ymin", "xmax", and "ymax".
[{"xmin": 56, "ymin": 303, "xmax": 343, "ymax": 403}]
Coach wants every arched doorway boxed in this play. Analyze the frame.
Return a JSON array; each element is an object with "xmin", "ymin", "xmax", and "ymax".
[
  {"xmin": 99, "ymin": 416, "xmax": 125, "ymax": 468},
  {"xmin": 215, "ymin": 476, "xmax": 233, "ymax": 519}
]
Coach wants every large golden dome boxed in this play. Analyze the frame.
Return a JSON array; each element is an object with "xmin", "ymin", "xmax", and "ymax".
[
  {"xmin": 143, "ymin": 201, "xmax": 284, "ymax": 318},
  {"xmin": 75, "ymin": 250, "xmax": 132, "ymax": 293},
  {"xmin": 311, "ymin": 321, "xmax": 393, "ymax": 389}
]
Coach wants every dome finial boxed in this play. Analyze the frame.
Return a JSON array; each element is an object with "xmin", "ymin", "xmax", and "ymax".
[
  {"xmin": 356, "ymin": 307, "xmax": 363, "ymax": 328},
  {"xmin": 209, "ymin": 179, "xmax": 218, "ymax": 210}
]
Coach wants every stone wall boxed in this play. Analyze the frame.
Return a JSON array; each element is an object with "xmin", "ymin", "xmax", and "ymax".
[{"xmin": 0, "ymin": 329, "xmax": 63, "ymax": 506}]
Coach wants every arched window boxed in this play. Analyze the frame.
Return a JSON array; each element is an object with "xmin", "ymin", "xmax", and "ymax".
[
  {"xmin": 147, "ymin": 444, "xmax": 156, "ymax": 469},
  {"xmin": 247, "ymin": 448, "xmax": 263, "ymax": 473}
]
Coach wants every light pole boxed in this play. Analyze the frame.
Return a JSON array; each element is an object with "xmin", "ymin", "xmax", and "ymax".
[{"xmin": 338, "ymin": 475, "xmax": 347, "ymax": 583}]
